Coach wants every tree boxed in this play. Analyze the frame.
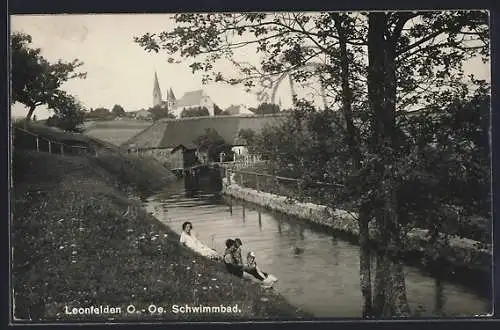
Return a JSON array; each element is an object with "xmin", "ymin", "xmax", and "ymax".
[
  {"xmin": 252, "ymin": 103, "xmax": 280, "ymax": 115},
  {"xmin": 111, "ymin": 104, "xmax": 125, "ymax": 117},
  {"xmin": 86, "ymin": 107, "xmax": 111, "ymax": 120},
  {"xmin": 11, "ymin": 32, "xmax": 87, "ymax": 121},
  {"xmin": 148, "ymin": 104, "xmax": 174, "ymax": 120},
  {"xmin": 45, "ymin": 93, "xmax": 86, "ymax": 132},
  {"xmin": 194, "ymin": 128, "xmax": 233, "ymax": 162},
  {"xmin": 238, "ymin": 128, "xmax": 256, "ymax": 146},
  {"xmin": 213, "ymin": 103, "xmax": 223, "ymax": 115},
  {"xmin": 180, "ymin": 106, "xmax": 210, "ymax": 118},
  {"xmin": 136, "ymin": 11, "xmax": 490, "ymax": 317}
]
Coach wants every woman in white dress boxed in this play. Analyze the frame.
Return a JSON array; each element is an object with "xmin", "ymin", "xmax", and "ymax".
[{"xmin": 180, "ymin": 221, "xmax": 220, "ymax": 260}]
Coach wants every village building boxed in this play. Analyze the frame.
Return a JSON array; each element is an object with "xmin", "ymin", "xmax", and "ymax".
[{"xmin": 121, "ymin": 114, "xmax": 288, "ymax": 170}]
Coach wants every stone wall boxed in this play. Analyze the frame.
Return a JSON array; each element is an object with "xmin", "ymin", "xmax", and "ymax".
[{"xmin": 222, "ymin": 180, "xmax": 492, "ymax": 273}]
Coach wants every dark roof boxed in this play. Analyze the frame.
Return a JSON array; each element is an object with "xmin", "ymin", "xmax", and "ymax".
[
  {"xmin": 171, "ymin": 143, "xmax": 197, "ymax": 153},
  {"xmin": 122, "ymin": 113, "xmax": 289, "ymax": 149}
]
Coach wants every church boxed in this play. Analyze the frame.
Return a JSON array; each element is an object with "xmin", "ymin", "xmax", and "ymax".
[{"xmin": 153, "ymin": 71, "xmax": 217, "ymax": 118}]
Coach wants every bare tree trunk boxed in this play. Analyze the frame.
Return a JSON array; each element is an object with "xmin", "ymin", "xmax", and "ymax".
[
  {"xmin": 358, "ymin": 206, "xmax": 374, "ymax": 317},
  {"xmin": 24, "ymin": 105, "xmax": 37, "ymax": 129},
  {"xmin": 25, "ymin": 105, "xmax": 36, "ymax": 121},
  {"xmin": 333, "ymin": 13, "xmax": 374, "ymax": 317}
]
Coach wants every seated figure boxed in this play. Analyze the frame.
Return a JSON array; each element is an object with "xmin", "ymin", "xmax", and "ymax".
[{"xmin": 180, "ymin": 221, "xmax": 219, "ymax": 260}]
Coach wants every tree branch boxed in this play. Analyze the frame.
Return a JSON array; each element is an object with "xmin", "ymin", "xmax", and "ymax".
[{"xmin": 396, "ymin": 28, "xmax": 448, "ymax": 57}]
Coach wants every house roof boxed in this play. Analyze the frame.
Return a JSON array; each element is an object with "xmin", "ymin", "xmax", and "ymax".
[
  {"xmin": 121, "ymin": 113, "xmax": 289, "ymax": 150},
  {"xmin": 175, "ymin": 90, "xmax": 206, "ymax": 108}
]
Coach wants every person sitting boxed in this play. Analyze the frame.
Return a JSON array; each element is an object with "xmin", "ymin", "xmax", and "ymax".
[
  {"xmin": 180, "ymin": 221, "xmax": 219, "ymax": 260},
  {"xmin": 223, "ymin": 239, "xmax": 244, "ymax": 278},
  {"xmin": 244, "ymin": 251, "xmax": 269, "ymax": 281},
  {"xmin": 233, "ymin": 238, "xmax": 243, "ymax": 265}
]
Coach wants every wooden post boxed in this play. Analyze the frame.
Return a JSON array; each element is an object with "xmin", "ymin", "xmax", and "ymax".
[
  {"xmin": 255, "ymin": 172, "xmax": 259, "ymax": 190},
  {"xmin": 298, "ymin": 180, "xmax": 302, "ymax": 199},
  {"xmin": 36, "ymin": 136, "xmax": 39, "ymax": 152},
  {"xmin": 228, "ymin": 170, "xmax": 232, "ymax": 185},
  {"xmin": 48, "ymin": 141, "xmax": 52, "ymax": 153},
  {"xmin": 60, "ymin": 143, "xmax": 64, "ymax": 155}
]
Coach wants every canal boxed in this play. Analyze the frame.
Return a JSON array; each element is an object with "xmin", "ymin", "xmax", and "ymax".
[{"xmin": 142, "ymin": 179, "xmax": 490, "ymax": 318}]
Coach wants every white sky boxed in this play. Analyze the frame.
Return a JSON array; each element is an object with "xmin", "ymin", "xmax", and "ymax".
[{"xmin": 10, "ymin": 13, "xmax": 490, "ymax": 120}]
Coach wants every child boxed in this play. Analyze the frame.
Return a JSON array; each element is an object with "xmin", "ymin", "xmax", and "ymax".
[
  {"xmin": 245, "ymin": 251, "xmax": 269, "ymax": 281},
  {"xmin": 223, "ymin": 239, "xmax": 244, "ymax": 278}
]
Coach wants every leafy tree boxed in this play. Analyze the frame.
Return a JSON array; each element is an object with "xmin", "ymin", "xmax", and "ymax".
[
  {"xmin": 136, "ymin": 11, "xmax": 490, "ymax": 317},
  {"xmin": 238, "ymin": 128, "xmax": 256, "ymax": 146},
  {"xmin": 180, "ymin": 106, "xmax": 210, "ymax": 118},
  {"xmin": 11, "ymin": 32, "xmax": 87, "ymax": 121},
  {"xmin": 252, "ymin": 103, "xmax": 280, "ymax": 115},
  {"xmin": 45, "ymin": 93, "xmax": 86, "ymax": 132},
  {"xmin": 148, "ymin": 104, "xmax": 174, "ymax": 120},
  {"xmin": 111, "ymin": 104, "xmax": 125, "ymax": 117},
  {"xmin": 213, "ymin": 103, "xmax": 223, "ymax": 115},
  {"xmin": 193, "ymin": 128, "xmax": 233, "ymax": 162},
  {"xmin": 86, "ymin": 107, "xmax": 111, "ymax": 120}
]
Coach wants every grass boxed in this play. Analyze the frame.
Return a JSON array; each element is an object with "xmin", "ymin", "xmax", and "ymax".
[
  {"xmin": 84, "ymin": 128, "xmax": 149, "ymax": 146},
  {"xmin": 12, "ymin": 127, "xmax": 308, "ymax": 321}
]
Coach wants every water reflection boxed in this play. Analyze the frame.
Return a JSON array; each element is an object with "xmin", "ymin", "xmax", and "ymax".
[
  {"xmin": 242, "ymin": 202, "xmax": 246, "ymax": 222},
  {"xmin": 434, "ymin": 277, "xmax": 445, "ymax": 315},
  {"xmin": 143, "ymin": 180, "xmax": 490, "ymax": 318}
]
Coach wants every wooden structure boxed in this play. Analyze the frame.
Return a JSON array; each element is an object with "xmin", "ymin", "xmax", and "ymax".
[{"xmin": 170, "ymin": 144, "xmax": 199, "ymax": 176}]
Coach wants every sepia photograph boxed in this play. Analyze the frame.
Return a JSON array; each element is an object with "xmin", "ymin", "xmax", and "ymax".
[{"xmin": 10, "ymin": 10, "xmax": 492, "ymax": 322}]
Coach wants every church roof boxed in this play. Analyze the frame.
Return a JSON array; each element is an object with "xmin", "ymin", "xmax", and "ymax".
[
  {"xmin": 121, "ymin": 113, "xmax": 289, "ymax": 150},
  {"xmin": 153, "ymin": 71, "xmax": 162, "ymax": 98},
  {"xmin": 175, "ymin": 90, "xmax": 207, "ymax": 108}
]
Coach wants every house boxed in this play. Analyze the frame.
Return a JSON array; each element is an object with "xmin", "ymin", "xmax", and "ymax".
[
  {"xmin": 121, "ymin": 113, "xmax": 288, "ymax": 167},
  {"xmin": 231, "ymin": 136, "xmax": 250, "ymax": 159},
  {"xmin": 134, "ymin": 109, "xmax": 153, "ymax": 120}
]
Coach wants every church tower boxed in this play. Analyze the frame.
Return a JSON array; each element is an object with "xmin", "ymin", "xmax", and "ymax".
[
  {"xmin": 153, "ymin": 71, "xmax": 162, "ymax": 107},
  {"xmin": 167, "ymin": 87, "xmax": 176, "ymax": 110}
]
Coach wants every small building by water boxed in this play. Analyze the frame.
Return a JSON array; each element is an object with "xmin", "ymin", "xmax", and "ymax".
[{"xmin": 170, "ymin": 143, "xmax": 200, "ymax": 175}]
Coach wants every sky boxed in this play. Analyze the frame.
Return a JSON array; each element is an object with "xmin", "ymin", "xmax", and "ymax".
[{"xmin": 10, "ymin": 13, "xmax": 491, "ymax": 120}]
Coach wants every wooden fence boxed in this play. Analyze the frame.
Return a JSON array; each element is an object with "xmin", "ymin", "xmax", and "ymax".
[
  {"xmin": 13, "ymin": 126, "xmax": 117, "ymax": 157},
  {"xmin": 223, "ymin": 167, "xmax": 345, "ymax": 204}
]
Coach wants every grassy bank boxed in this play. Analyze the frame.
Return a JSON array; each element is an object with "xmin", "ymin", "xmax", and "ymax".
[{"xmin": 12, "ymin": 147, "xmax": 307, "ymax": 320}]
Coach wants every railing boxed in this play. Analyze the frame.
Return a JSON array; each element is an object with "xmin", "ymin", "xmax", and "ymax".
[
  {"xmin": 224, "ymin": 167, "xmax": 345, "ymax": 205},
  {"xmin": 13, "ymin": 126, "xmax": 120, "ymax": 157}
]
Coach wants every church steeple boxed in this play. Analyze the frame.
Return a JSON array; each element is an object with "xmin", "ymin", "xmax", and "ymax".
[{"xmin": 153, "ymin": 70, "xmax": 162, "ymax": 107}]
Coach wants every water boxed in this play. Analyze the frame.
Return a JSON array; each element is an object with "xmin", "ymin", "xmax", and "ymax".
[{"xmin": 143, "ymin": 179, "xmax": 490, "ymax": 318}]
